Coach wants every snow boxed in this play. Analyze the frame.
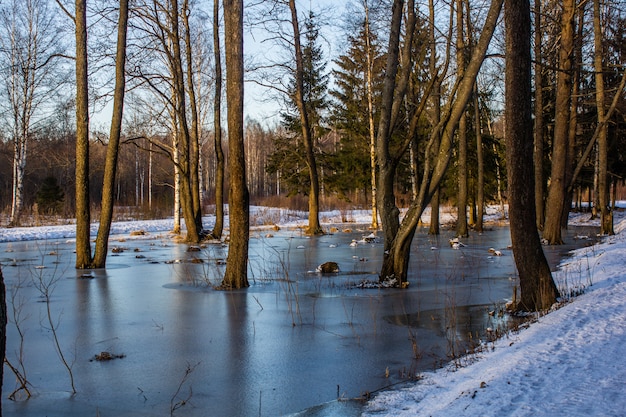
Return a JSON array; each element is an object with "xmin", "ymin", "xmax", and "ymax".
[
  {"xmin": 363, "ymin": 207, "xmax": 626, "ymax": 417},
  {"xmin": 1, "ymin": 204, "xmax": 625, "ymax": 417}
]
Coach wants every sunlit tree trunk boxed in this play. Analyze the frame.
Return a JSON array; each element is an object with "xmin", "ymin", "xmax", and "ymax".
[
  {"xmin": 376, "ymin": 0, "xmax": 404, "ymax": 252},
  {"xmin": 567, "ymin": 68, "xmax": 626, "ymax": 218},
  {"xmin": 211, "ymin": 0, "xmax": 225, "ymax": 239},
  {"xmin": 172, "ymin": 119, "xmax": 182, "ymax": 234},
  {"xmin": 221, "ymin": 0, "xmax": 249, "ymax": 289},
  {"xmin": 456, "ymin": 0, "xmax": 469, "ymax": 238},
  {"xmin": 428, "ymin": 0, "xmax": 444, "ymax": 235},
  {"xmin": 93, "ymin": 0, "xmax": 129, "ymax": 268},
  {"xmin": 504, "ymin": 0, "xmax": 558, "ymax": 311},
  {"xmin": 561, "ymin": 6, "xmax": 583, "ymax": 229},
  {"xmin": 542, "ymin": 0, "xmax": 574, "ymax": 245},
  {"xmin": 182, "ymin": 0, "xmax": 203, "ymax": 233},
  {"xmin": 473, "ymin": 85, "xmax": 484, "ymax": 232},
  {"xmin": 167, "ymin": 0, "xmax": 200, "ymax": 242},
  {"xmin": 10, "ymin": 138, "xmax": 26, "ymax": 226},
  {"xmin": 379, "ymin": 0, "xmax": 503, "ymax": 285},
  {"xmin": 288, "ymin": 0, "xmax": 323, "ymax": 235},
  {"xmin": 2, "ymin": 0, "xmax": 58, "ymax": 226},
  {"xmin": 594, "ymin": 0, "xmax": 613, "ymax": 235},
  {"xmin": 363, "ymin": 0, "xmax": 378, "ymax": 230},
  {"xmin": 75, "ymin": 0, "xmax": 91, "ymax": 269}
]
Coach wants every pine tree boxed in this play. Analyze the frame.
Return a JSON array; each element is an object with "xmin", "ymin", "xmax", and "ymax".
[
  {"xmin": 35, "ymin": 176, "xmax": 64, "ymax": 214},
  {"xmin": 327, "ymin": 23, "xmax": 386, "ymax": 198},
  {"xmin": 267, "ymin": 11, "xmax": 329, "ymax": 198}
]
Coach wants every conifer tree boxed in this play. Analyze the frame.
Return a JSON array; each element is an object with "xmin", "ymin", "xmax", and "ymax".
[
  {"xmin": 267, "ymin": 11, "xmax": 329, "ymax": 204},
  {"xmin": 328, "ymin": 23, "xmax": 386, "ymax": 199}
]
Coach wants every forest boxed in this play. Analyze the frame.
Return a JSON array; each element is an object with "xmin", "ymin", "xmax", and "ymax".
[{"xmin": 0, "ymin": 0, "xmax": 624, "ymax": 292}]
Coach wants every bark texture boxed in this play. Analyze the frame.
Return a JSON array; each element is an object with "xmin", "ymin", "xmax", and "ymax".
[
  {"xmin": 288, "ymin": 0, "xmax": 323, "ymax": 235},
  {"xmin": 93, "ymin": 0, "xmax": 129, "ymax": 268},
  {"xmin": 542, "ymin": 0, "xmax": 574, "ymax": 245},
  {"xmin": 378, "ymin": 0, "xmax": 503, "ymax": 284},
  {"xmin": 505, "ymin": 0, "xmax": 558, "ymax": 311},
  {"xmin": 74, "ymin": 0, "xmax": 91, "ymax": 269},
  {"xmin": 221, "ymin": 0, "xmax": 250, "ymax": 289},
  {"xmin": 211, "ymin": 0, "xmax": 225, "ymax": 239}
]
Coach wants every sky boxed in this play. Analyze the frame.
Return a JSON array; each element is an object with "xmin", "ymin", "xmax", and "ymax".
[{"xmin": 1, "ymin": 205, "xmax": 625, "ymax": 416}]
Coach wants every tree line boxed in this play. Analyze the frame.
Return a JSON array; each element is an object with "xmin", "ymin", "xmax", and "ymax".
[{"xmin": 0, "ymin": 0, "xmax": 625, "ymax": 304}]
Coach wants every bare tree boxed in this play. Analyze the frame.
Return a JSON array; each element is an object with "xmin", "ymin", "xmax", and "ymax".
[
  {"xmin": 74, "ymin": 0, "xmax": 92, "ymax": 268},
  {"xmin": 0, "ymin": 0, "xmax": 65, "ymax": 226},
  {"xmin": 542, "ymin": 0, "xmax": 575, "ymax": 245},
  {"xmin": 130, "ymin": 0, "xmax": 203, "ymax": 242},
  {"xmin": 504, "ymin": 0, "xmax": 558, "ymax": 311},
  {"xmin": 593, "ymin": 0, "xmax": 613, "ymax": 235},
  {"xmin": 92, "ymin": 0, "xmax": 130, "ymax": 268},
  {"xmin": 377, "ymin": 0, "xmax": 503, "ymax": 285},
  {"xmin": 456, "ymin": 0, "xmax": 469, "ymax": 238},
  {"xmin": 181, "ymin": 0, "xmax": 203, "ymax": 233},
  {"xmin": 221, "ymin": 0, "xmax": 249, "ymax": 289},
  {"xmin": 363, "ymin": 0, "xmax": 379, "ymax": 230},
  {"xmin": 427, "ymin": 0, "xmax": 453, "ymax": 236},
  {"xmin": 287, "ymin": 0, "xmax": 323, "ymax": 235},
  {"xmin": 210, "ymin": 0, "xmax": 225, "ymax": 239}
]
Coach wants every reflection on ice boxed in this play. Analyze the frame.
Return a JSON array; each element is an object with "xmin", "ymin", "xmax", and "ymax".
[{"xmin": 1, "ymin": 225, "xmax": 597, "ymax": 417}]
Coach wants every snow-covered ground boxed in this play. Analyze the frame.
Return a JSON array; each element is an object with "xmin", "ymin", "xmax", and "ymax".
[
  {"xmin": 1, "ymin": 205, "xmax": 624, "ymax": 417},
  {"xmin": 363, "ymin": 207, "xmax": 626, "ymax": 417}
]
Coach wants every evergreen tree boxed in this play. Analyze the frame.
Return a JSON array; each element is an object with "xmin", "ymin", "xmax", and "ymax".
[
  {"xmin": 327, "ymin": 23, "xmax": 386, "ymax": 198},
  {"xmin": 35, "ymin": 176, "xmax": 64, "ymax": 214},
  {"xmin": 266, "ymin": 11, "xmax": 329, "ymax": 198}
]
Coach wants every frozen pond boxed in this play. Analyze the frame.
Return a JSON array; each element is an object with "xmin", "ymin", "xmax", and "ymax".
[{"xmin": 1, "ymin": 224, "xmax": 597, "ymax": 416}]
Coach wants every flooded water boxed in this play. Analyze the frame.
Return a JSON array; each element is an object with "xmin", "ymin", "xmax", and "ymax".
[{"xmin": 0, "ymin": 224, "xmax": 597, "ymax": 417}]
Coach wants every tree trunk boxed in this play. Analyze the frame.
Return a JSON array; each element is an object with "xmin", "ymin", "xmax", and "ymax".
[
  {"xmin": 211, "ymin": 0, "xmax": 225, "ymax": 239},
  {"xmin": 173, "ymin": 124, "xmax": 182, "ymax": 234},
  {"xmin": 10, "ymin": 138, "xmax": 26, "ymax": 226},
  {"xmin": 93, "ymin": 0, "xmax": 129, "ymax": 268},
  {"xmin": 288, "ymin": 0, "xmax": 323, "ymax": 235},
  {"xmin": 428, "ymin": 0, "xmax": 441, "ymax": 236},
  {"xmin": 379, "ymin": 0, "xmax": 503, "ymax": 285},
  {"xmin": 0, "ymin": 268, "xmax": 6, "ymax": 417},
  {"xmin": 533, "ymin": 0, "xmax": 545, "ymax": 230},
  {"xmin": 75, "ymin": 0, "xmax": 91, "ymax": 269},
  {"xmin": 169, "ymin": 0, "xmax": 199, "ymax": 243},
  {"xmin": 561, "ymin": 7, "xmax": 583, "ymax": 230},
  {"xmin": 363, "ymin": 0, "xmax": 378, "ymax": 230},
  {"xmin": 473, "ymin": 86, "xmax": 484, "ymax": 232},
  {"xmin": 504, "ymin": 0, "xmax": 558, "ymax": 311},
  {"xmin": 182, "ymin": 0, "xmax": 203, "ymax": 233},
  {"xmin": 594, "ymin": 0, "xmax": 613, "ymax": 235},
  {"xmin": 542, "ymin": 0, "xmax": 574, "ymax": 245},
  {"xmin": 376, "ymin": 0, "xmax": 403, "ymax": 251},
  {"xmin": 457, "ymin": 112, "xmax": 469, "ymax": 237},
  {"xmin": 456, "ymin": 0, "xmax": 469, "ymax": 238},
  {"xmin": 221, "ymin": 0, "xmax": 249, "ymax": 289}
]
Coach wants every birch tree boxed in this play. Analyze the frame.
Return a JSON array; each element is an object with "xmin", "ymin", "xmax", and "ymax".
[{"xmin": 0, "ymin": 0, "xmax": 65, "ymax": 226}]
